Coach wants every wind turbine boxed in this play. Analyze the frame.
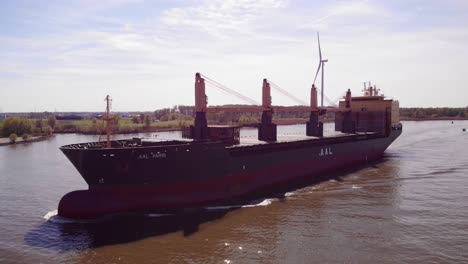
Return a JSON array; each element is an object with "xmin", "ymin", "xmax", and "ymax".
[{"xmin": 313, "ymin": 32, "xmax": 328, "ymax": 107}]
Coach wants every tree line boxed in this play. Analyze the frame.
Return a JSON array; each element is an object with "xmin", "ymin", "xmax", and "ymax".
[
  {"xmin": 153, "ymin": 105, "xmax": 468, "ymax": 122},
  {"xmin": 1, "ymin": 116, "xmax": 56, "ymax": 142},
  {"xmin": 399, "ymin": 107, "xmax": 468, "ymax": 119},
  {"xmin": 153, "ymin": 105, "xmax": 318, "ymax": 125}
]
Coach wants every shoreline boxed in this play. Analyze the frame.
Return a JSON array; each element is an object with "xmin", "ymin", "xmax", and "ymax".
[
  {"xmin": 53, "ymin": 126, "xmax": 182, "ymax": 135},
  {"xmin": 0, "ymin": 135, "xmax": 54, "ymax": 146}
]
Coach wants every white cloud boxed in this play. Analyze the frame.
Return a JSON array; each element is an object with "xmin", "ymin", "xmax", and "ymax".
[
  {"xmin": 299, "ymin": 0, "xmax": 385, "ymax": 30},
  {"xmin": 160, "ymin": 0, "xmax": 287, "ymax": 40},
  {"xmin": 1, "ymin": 0, "xmax": 467, "ymax": 112}
]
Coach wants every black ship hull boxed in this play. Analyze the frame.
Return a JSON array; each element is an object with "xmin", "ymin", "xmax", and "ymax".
[{"xmin": 58, "ymin": 127, "xmax": 402, "ymax": 219}]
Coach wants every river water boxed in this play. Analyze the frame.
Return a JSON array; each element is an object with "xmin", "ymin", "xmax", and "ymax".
[{"xmin": 0, "ymin": 121, "xmax": 467, "ymax": 263}]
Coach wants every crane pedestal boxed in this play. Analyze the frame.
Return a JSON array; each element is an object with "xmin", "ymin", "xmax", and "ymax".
[
  {"xmin": 306, "ymin": 111, "xmax": 323, "ymax": 137},
  {"xmin": 342, "ymin": 112, "xmax": 356, "ymax": 134},
  {"xmin": 258, "ymin": 111, "xmax": 277, "ymax": 142},
  {"xmin": 193, "ymin": 112, "xmax": 209, "ymax": 140}
]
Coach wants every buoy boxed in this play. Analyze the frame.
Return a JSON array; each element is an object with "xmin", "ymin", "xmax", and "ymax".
[{"xmin": 463, "ymin": 128, "xmax": 466, "ymax": 132}]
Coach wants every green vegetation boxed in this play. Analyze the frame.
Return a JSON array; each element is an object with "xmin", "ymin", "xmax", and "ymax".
[
  {"xmin": 43, "ymin": 126, "xmax": 53, "ymax": 135},
  {"xmin": 154, "ymin": 105, "xmax": 312, "ymax": 125},
  {"xmin": 2, "ymin": 117, "xmax": 33, "ymax": 137},
  {"xmin": 53, "ymin": 116, "xmax": 194, "ymax": 135},
  {"xmin": 144, "ymin": 115, "xmax": 151, "ymax": 128},
  {"xmin": 400, "ymin": 107, "xmax": 468, "ymax": 119},
  {"xmin": 116, "ymin": 118, "xmax": 192, "ymax": 134},
  {"xmin": 1, "ymin": 116, "xmax": 57, "ymax": 139},
  {"xmin": 35, "ymin": 119, "xmax": 43, "ymax": 133},
  {"xmin": 9, "ymin": 133, "xmax": 17, "ymax": 143},
  {"xmin": 47, "ymin": 116, "xmax": 56, "ymax": 129}
]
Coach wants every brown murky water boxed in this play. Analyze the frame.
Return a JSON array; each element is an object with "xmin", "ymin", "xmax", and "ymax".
[{"xmin": 1, "ymin": 121, "xmax": 467, "ymax": 263}]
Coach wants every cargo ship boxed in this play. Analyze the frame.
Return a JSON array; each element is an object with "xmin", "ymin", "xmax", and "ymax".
[{"xmin": 58, "ymin": 72, "xmax": 402, "ymax": 219}]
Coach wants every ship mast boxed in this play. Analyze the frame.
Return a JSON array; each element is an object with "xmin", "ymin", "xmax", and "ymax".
[{"xmin": 104, "ymin": 95, "xmax": 112, "ymax": 148}]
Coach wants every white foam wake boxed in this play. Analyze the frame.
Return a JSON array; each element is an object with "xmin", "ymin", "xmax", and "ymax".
[
  {"xmin": 43, "ymin": 210, "xmax": 58, "ymax": 221},
  {"xmin": 43, "ymin": 210, "xmax": 97, "ymax": 224},
  {"xmin": 204, "ymin": 198, "xmax": 274, "ymax": 211},
  {"xmin": 241, "ymin": 199, "xmax": 273, "ymax": 207},
  {"xmin": 43, "ymin": 199, "xmax": 274, "ymax": 222}
]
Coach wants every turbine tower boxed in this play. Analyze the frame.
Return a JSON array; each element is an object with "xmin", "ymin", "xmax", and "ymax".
[{"xmin": 313, "ymin": 32, "xmax": 328, "ymax": 107}]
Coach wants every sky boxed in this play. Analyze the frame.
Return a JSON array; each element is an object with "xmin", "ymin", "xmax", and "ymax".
[{"xmin": 0, "ymin": 0, "xmax": 467, "ymax": 112}]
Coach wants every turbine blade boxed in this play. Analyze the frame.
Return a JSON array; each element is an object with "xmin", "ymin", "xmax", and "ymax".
[
  {"xmin": 317, "ymin": 32, "xmax": 322, "ymax": 60},
  {"xmin": 313, "ymin": 62, "xmax": 321, "ymax": 85}
]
